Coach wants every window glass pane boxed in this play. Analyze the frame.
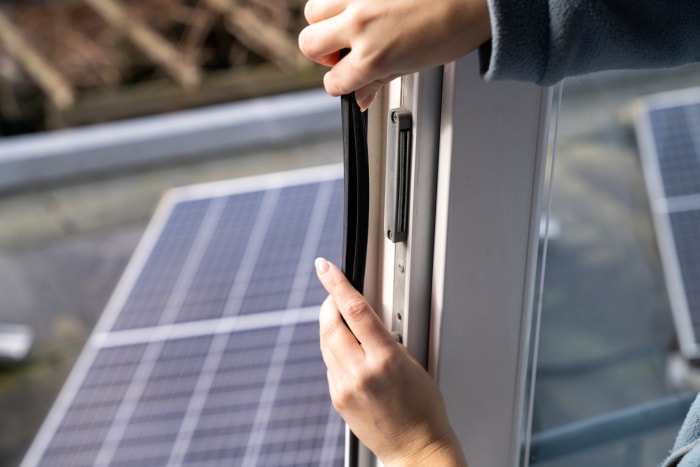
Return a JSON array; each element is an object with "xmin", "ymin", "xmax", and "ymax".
[{"xmin": 528, "ymin": 65, "xmax": 700, "ymax": 466}]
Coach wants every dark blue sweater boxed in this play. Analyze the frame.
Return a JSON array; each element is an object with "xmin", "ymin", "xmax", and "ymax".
[{"xmin": 480, "ymin": 0, "xmax": 700, "ymax": 84}]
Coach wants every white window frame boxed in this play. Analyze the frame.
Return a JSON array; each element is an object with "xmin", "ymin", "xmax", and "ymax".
[{"xmin": 361, "ymin": 53, "xmax": 551, "ymax": 467}]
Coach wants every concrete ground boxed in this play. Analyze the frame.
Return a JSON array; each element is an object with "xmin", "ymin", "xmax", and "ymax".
[{"xmin": 1, "ymin": 63, "xmax": 699, "ymax": 466}]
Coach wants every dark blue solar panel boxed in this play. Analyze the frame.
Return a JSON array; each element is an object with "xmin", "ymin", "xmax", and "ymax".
[
  {"xmin": 24, "ymin": 170, "xmax": 345, "ymax": 467},
  {"xmin": 303, "ymin": 180, "xmax": 344, "ymax": 307},
  {"xmin": 669, "ymin": 209, "xmax": 700, "ymax": 333},
  {"xmin": 240, "ymin": 184, "xmax": 318, "ymax": 315},
  {"xmin": 113, "ymin": 199, "xmax": 211, "ymax": 331},
  {"xmin": 182, "ymin": 324, "xmax": 342, "ymax": 466},
  {"xmin": 640, "ymin": 95, "xmax": 700, "ymax": 355},
  {"xmin": 110, "ymin": 336, "xmax": 215, "ymax": 467},
  {"xmin": 649, "ymin": 104, "xmax": 700, "ymax": 198},
  {"xmin": 180, "ymin": 327, "xmax": 280, "ymax": 465},
  {"xmin": 256, "ymin": 322, "xmax": 344, "ymax": 466},
  {"xmin": 39, "ymin": 345, "xmax": 148, "ymax": 467},
  {"xmin": 175, "ymin": 192, "xmax": 265, "ymax": 323}
]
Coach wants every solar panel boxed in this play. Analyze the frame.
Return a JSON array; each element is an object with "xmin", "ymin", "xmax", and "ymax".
[
  {"xmin": 21, "ymin": 165, "xmax": 346, "ymax": 467},
  {"xmin": 636, "ymin": 88, "xmax": 700, "ymax": 358}
]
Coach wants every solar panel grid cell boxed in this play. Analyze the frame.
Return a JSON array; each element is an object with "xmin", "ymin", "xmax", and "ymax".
[
  {"xmin": 114, "ymin": 200, "xmax": 212, "ymax": 331},
  {"xmin": 258, "ymin": 322, "xmax": 343, "ymax": 466},
  {"xmin": 174, "ymin": 328, "xmax": 279, "ymax": 465},
  {"xmin": 175, "ymin": 192, "xmax": 264, "ymax": 324},
  {"xmin": 112, "ymin": 337, "xmax": 214, "ymax": 461},
  {"xmin": 22, "ymin": 168, "xmax": 346, "ymax": 467},
  {"xmin": 240, "ymin": 185, "xmax": 318, "ymax": 316},
  {"xmin": 303, "ymin": 180, "xmax": 344, "ymax": 307},
  {"xmin": 650, "ymin": 107, "xmax": 700, "ymax": 198},
  {"xmin": 669, "ymin": 210, "xmax": 700, "ymax": 331},
  {"xmin": 39, "ymin": 344, "xmax": 148, "ymax": 467}
]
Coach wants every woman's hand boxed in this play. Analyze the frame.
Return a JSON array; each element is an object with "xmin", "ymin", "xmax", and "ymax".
[
  {"xmin": 298, "ymin": 0, "xmax": 491, "ymax": 109},
  {"xmin": 315, "ymin": 257, "xmax": 467, "ymax": 466}
]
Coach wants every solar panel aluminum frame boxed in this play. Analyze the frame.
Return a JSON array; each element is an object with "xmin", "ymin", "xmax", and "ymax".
[
  {"xmin": 635, "ymin": 87, "xmax": 700, "ymax": 359},
  {"xmin": 21, "ymin": 164, "xmax": 344, "ymax": 467}
]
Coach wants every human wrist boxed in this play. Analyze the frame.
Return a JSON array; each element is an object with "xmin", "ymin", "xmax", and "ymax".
[
  {"xmin": 447, "ymin": 0, "xmax": 492, "ymax": 52},
  {"xmin": 382, "ymin": 430, "xmax": 468, "ymax": 467},
  {"xmin": 411, "ymin": 438, "xmax": 468, "ymax": 467}
]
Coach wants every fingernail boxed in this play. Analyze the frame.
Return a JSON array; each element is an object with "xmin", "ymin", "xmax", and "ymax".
[
  {"xmin": 357, "ymin": 91, "xmax": 376, "ymax": 112},
  {"xmin": 323, "ymin": 73, "xmax": 340, "ymax": 98},
  {"xmin": 304, "ymin": 0, "xmax": 313, "ymax": 20},
  {"xmin": 315, "ymin": 257, "xmax": 329, "ymax": 274}
]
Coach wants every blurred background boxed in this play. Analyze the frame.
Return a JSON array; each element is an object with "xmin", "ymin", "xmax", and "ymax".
[
  {"xmin": 0, "ymin": 2, "xmax": 343, "ymax": 466},
  {"xmin": 0, "ymin": 1, "xmax": 698, "ymax": 466},
  {"xmin": 0, "ymin": 0, "xmax": 321, "ymax": 135}
]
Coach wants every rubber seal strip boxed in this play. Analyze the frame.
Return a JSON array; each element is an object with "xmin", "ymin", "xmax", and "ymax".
[
  {"xmin": 339, "ymin": 51, "xmax": 370, "ymax": 467},
  {"xmin": 341, "ymin": 91, "xmax": 369, "ymax": 294}
]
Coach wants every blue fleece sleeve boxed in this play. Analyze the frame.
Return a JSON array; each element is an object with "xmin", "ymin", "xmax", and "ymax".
[
  {"xmin": 662, "ymin": 394, "xmax": 700, "ymax": 467},
  {"xmin": 479, "ymin": 0, "xmax": 700, "ymax": 85}
]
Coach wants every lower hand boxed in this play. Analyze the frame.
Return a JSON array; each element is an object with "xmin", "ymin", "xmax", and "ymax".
[{"xmin": 314, "ymin": 257, "xmax": 467, "ymax": 466}]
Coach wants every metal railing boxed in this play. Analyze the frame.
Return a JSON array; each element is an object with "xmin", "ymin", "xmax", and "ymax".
[{"xmin": 529, "ymin": 392, "xmax": 696, "ymax": 464}]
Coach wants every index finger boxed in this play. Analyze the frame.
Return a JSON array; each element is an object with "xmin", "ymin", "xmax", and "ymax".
[
  {"xmin": 314, "ymin": 257, "xmax": 393, "ymax": 350},
  {"xmin": 304, "ymin": 0, "xmax": 347, "ymax": 24}
]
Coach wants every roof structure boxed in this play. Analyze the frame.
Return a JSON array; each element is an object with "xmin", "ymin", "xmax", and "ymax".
[{"xmin": 0, "ymin": 0, "xmax": 322, "ymax": 132}]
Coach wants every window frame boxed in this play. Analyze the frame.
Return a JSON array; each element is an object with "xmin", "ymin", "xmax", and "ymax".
[{"xmin": 359, "ymin": 54, "xmax": 552, "ymax": 466}]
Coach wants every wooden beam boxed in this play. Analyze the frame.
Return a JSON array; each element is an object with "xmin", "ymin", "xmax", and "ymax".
[
  {"xmin": 0, "ymin": 9, "xmax": 74, "ymax": 111},
  {"xmin": 203, "ymin": 0, "xmax": 309, "ymax": 72},
  {"xmin": 83, "ymin": 0, "xmax": 201, "ymax": 89},
  {"xmin": 62, "ymin": 64, "xmax": 326, "ymax": 126}
]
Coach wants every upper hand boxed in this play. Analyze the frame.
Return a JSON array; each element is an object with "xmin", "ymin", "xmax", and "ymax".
[
  {"xmin": 298, "ymin": 0, "xmax": 491, "ymax": 109},
  {"xmin": 314, "ymin": 257, "xmax": 467, "ymax": 466}
]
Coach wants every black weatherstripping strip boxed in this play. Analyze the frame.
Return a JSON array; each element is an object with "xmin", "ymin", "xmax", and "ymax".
[
  {"xmin": 341, "ymin": 92, "xmax": 370, "ymax": 295},
  {"xmin": 340, "ymin": 82, "xmax": 370, "ymax": 465}
]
